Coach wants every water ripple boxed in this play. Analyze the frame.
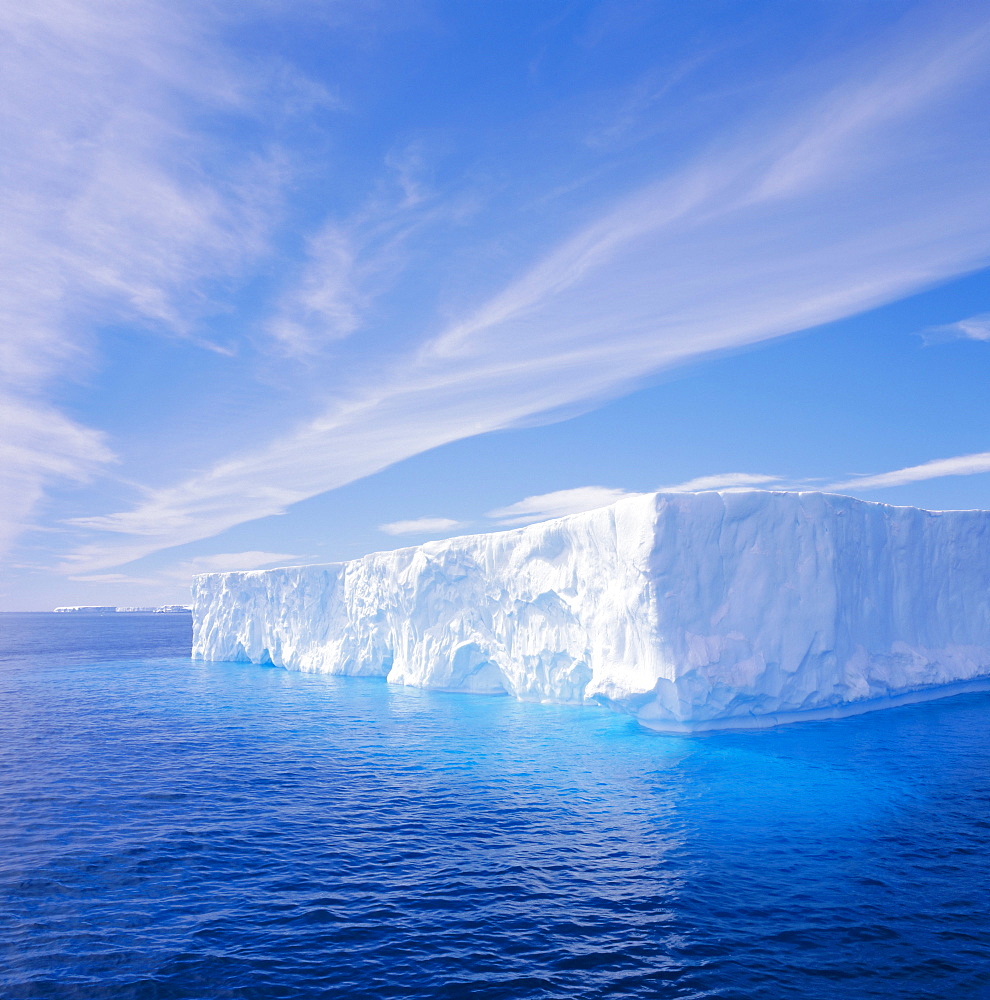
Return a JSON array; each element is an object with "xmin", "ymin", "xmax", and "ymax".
[{"xmin": 1, "ymin": 613, "xmax": 988, "ymax": 999}]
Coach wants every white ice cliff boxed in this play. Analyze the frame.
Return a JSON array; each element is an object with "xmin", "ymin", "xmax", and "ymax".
[{"xmin": 191, "ymin": 491, "xmax": 990, "ymax": 731}]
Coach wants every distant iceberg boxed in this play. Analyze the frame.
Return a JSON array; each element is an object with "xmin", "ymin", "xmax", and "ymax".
[
  {"xmin": 53, "ymin": 606, "xmax": 119, "ymax": 613},
  {"xmin": 191, "ymin": 492, "xmax": 990, "ymax": 731},
  {"xmin": 53, "ymin": 605, "xmax": 192, "ymax": 613}
]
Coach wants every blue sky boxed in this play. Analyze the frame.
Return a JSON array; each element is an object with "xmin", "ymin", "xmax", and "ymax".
[{"xmin": 3, "ymin": 0, "xmax": 990, "ymax": 610}]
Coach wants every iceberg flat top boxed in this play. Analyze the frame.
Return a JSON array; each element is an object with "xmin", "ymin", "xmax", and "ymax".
[{"xmin": 192, "ymin": 491, "xmax": 990, "ymax": 731}]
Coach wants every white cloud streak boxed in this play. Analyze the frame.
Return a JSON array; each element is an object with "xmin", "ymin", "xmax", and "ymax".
[
  {"xmin": 68, "ymin": 550, "xmax": 301, "ymax": 595},
  {"xmin": 173, "ymin": 551, "xmax": 302, "ymax": 574},
  {"xmin": 266, "ymin": 140, "xmax": 470, "ymax": 357},
  {"xmin": 0, "ymin": 397, "xmax": 115, "ymax": 556},
  {"xmin": 658, "ymin": 473, "xmax": 782, "ymax": 493},
  {"xmin": 922, "ymin": 312, "xmax": 990, "ymax": 345},
  {"xmin": 828, "ymin": 451, "xmax": 990, "ymax": 492},
  {"xmin": 61, "ymin": 7, "xmax": 990, "ymax": 572},
  {"xmin": 379, "ymin": 517, "xmax": 464, "ymax": 536},
  {"xmin": 269, "ymin": 225, "xmax": 368, "ymax": 352},
  {"xmin": 486, "ymin": 487, "xmax": 638, "ymax": 526},
  {"xmin": 67, "ymin": 572, "xmax": 162, "ymax": 586},
  {"xmin": 0, "ymin": 0, "xmax": 293, "ymax": 559},
  {"xmin": 485, "ymin": 475, "xmax": 783, "ymax": 528},
  {"xmin": 0, "ymin": 1, "xmax": 275, "ymax": 378}
]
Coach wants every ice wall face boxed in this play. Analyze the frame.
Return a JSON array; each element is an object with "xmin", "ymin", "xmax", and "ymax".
[{"xmin": 192, "ymin": 492, "xmax": 990, "ymax": 731}]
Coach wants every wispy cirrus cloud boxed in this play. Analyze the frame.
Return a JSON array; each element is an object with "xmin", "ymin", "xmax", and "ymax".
[
  {"xmin": 268, "ymin": 224, "xmax": 370, "ymax": 352},
  {"xmin": 67, "ymin": 573, "xmax": 162, "ymax": 587},
  {"xmin": 485, "ymin": 475, "xmax": 784, "ymax": 528},
  {"xmin": 379, "ymin": 517, "xmax": 465, "ymax": 536},
  {"xmin": 921, "ymin": 312, "xmax": 990, "ymax": 345},
  {"xmin": 0, "ymin": 397, "xmax": 115, "ymax": 557},
  {"xmin": 60, "ymin": 6, "xmax": 990, "ymax": 573},
  {"xmin": 828, "ymin": 451, "xmax": 990, "ymax": 492},
  {"xmin": 487, "ymin": 487, "xmax": 638, "ymax": 526},
  {"xmin": 69, "ymin": 551, "xmax": 302, "ymax": 594},
  {"xmin": 659, "ymin": 472, "xmax": 782, "ymax": 493},
  {"xmin": 267, "ymin": 139, "xmax": 474, "ymax": 357},
  {"xmin": 0, "ymin": 1, "xmax": 279, "ymax": 379},
  {"xmin": 173, "ymin": 551, "xmax": 303, "ymax": 575},
  {"xmin": 0, "ymin": 0, "xmax": 307, "ymax": 558}
]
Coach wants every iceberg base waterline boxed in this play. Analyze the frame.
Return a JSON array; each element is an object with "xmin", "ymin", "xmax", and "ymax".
[
  {"xmin": 635, "ymin": 678, "xmax": 990, "ymax": 733},
  {"xmin": 191, "ymin": 491, "xmax": 990, "ymax": 731}
]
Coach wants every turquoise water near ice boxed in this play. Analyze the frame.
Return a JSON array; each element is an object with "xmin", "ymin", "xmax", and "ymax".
[{"xmin": 1, "ymin": 612, "xmax": 988, "ymax": 999}]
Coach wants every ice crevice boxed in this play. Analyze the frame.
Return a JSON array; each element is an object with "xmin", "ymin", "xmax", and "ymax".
[{"xmin": 191, "ymin": 491, "xmax": 990, "ymax": 732}]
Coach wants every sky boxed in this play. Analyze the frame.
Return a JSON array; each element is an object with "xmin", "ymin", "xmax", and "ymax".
[{"xmin": 2, "ymin": 0, "xmax": 990, "ymax": 611}]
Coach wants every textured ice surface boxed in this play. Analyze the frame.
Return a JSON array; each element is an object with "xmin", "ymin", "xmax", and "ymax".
[{"xmin": 192, "ymin": 491, "xmax": 990, "ymax": 731}]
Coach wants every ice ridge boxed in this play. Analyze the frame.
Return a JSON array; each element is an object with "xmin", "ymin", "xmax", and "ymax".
[{"xmin": 191, "ymin": 491, "xmax": 990, "ymax": 731}]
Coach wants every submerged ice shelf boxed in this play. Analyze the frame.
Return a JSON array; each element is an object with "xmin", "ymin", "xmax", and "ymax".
[{"xmin": 191, "ymin": 491, "xmax": 990, "ymax": 731}]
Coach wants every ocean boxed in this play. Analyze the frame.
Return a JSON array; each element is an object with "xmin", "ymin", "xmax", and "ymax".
[{"xmin": 1, "ymin": 612, "xmax": 988, "ymax": 999}]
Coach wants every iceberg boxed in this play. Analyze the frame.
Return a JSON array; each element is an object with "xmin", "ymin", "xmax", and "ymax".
[
  {"xmin": 191, "ymin": 491, "xmax": 990, "ymax": 731},
  {"xmin": 53, "ymin": 605, "xmax": 192, "ymax": 614},
  {"xmin": 53, "ymin": 606, "xmax": 119, "ymax": 613}
]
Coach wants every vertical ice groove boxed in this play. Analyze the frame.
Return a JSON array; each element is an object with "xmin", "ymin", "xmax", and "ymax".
[{"xmin": 191, "ymin": 491, "xmax": 990, "ymax": 731}]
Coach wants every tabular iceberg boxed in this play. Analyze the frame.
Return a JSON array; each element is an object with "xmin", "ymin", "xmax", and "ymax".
[{"xmin": 192, "ymin": 491, "xmax": 990, "ymax": 731}]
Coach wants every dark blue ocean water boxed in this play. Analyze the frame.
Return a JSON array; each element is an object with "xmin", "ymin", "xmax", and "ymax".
[{"xmin": 1, "ymin": 614, "xmax": 988, "ymax": 1000}]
